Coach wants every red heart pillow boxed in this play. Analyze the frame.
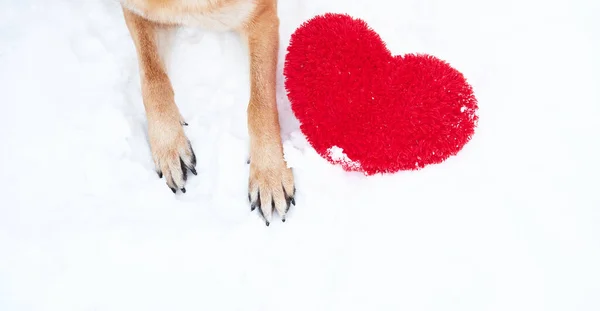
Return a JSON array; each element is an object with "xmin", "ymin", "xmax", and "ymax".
[{"xmin": 284, "ymin": 13, "xmax": 479, "ymax": 175}]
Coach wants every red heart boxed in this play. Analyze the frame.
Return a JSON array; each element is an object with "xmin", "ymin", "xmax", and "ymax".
[{"xmin": 284, "ymin": 13, "xmax": 478, "ymax": 175}]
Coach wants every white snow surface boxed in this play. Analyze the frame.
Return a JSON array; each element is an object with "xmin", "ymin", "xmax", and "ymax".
[{"xmin": 1, "ymin": 0, "xmax": 599, "ymax": 310}]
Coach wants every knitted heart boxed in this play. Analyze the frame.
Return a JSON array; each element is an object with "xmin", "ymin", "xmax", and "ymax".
[{"xmin": 284, "ymin": 13, "xmax": 478, "ymax": 175}]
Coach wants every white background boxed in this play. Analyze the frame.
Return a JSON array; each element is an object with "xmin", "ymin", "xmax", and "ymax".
[{"xmin": 1, "ymin": 0, "xmax": 599, "ymax": 310}]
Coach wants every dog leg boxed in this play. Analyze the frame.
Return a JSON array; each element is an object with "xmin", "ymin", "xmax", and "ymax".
[
  {"xmin": 242, "ymin": 5, "xmax": 295, "ymax": 225},
  {"xmin": 123, "ymin": 7, "xmax": 197, "ymax": 193}
]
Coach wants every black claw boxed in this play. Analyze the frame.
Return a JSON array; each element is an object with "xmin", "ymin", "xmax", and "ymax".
[
  {"xmin": 265, "ymin": 221, "xmax": 270, "ymax": 227},
  {"xmin": 180, "ymin": 159, "xmax": 188, "ymax": 182},
  {"xmin": 255, "ymin": 190, "xmax": 266, "ymax": 220},
  {"xmin": 183, "ymin": 122, "xmax": 188, "ymax": 126},
  {"xmin": 190, "ymin": 167, "xmax": 197, "ymax": 175},
  {"xmin": 256, "ymin": 191, "xmax": 261, "ymax": 209},
  {"xmin": 189, "ymin": 143, "xmax": 197, "ymax": 167},
  {"xmin": 282, "ymin": 185, "xmax": 296, "ymax": 214},
  {"xmin": 285, "ymin": 195, "xmax": 295, "ymax": 213},
  {"xmin": 157, "ymin": 171, "xmax": 163, "ymax": 178},
  {"xmin": 169, "ymin": 174, "xmax": 178, "ymax": 193},
  {"xmin": 181, "ymin": 187, "xmax": 186, "ymax": 193},
  {"xmin": 249, "ymin": 193, "xmax": 256, "ymax": 211},
  {"xmin": 282, "ymin": 218, "xmax": 286, "ymax": 223}
]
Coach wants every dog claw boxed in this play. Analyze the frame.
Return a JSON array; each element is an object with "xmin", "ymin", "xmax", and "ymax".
[
  {"xmin": 181, "ymin": 188, "xmax": 186, "ymax": 193},
  {"xmin": 249, "ymin": 179, "xmax": 295, "ymax": 224},
  {"xmin": 283, "ymin": 185, "xmax": 296, "ymax": 214},
  {"xmin": 181, "ymin": 165, "xmax": 188, "ymax": 182},
  {"xmin": 170, "ymin": 187, "xmax": 176, "ymax": 194}
]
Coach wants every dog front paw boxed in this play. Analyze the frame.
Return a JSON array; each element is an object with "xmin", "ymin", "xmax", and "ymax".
[
  {"xmin": 248, "ymin": 156, "xmax": 295, "ymax": 226},
  {"xmin": 148, "ymin": 117, "xmax": 197, "ymax": 193}
]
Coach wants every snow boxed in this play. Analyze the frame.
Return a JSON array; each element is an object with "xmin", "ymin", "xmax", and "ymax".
[
  {"xmin": 1, "ymin": 0, "xmax": 599, "ymax": 310},
  {"xmin": 327, "ymin": 146, "xmax": 362, "ymax": 171}
]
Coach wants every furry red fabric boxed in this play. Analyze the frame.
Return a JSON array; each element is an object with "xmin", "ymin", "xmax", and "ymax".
[{"xmin": 284, "ymin": 13, "xmax": 478, "ymax": 175}]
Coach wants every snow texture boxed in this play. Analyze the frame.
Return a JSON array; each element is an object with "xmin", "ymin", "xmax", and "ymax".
[
  {"xmin": 1, "ymin": 0, "xmax": 599, "ymax": 310},
  {"xmin": 327, "ymin": 146, "xmax": 362, "ymax": 171}
]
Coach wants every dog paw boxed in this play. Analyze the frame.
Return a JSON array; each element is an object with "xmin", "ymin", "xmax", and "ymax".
[
  {"xmin": 248, "ymin": 157, "xmax": 295, "ymax": 226},
  {"xmin": 149, "ymin": 118, "xmax": 197, "ymax": 193}
]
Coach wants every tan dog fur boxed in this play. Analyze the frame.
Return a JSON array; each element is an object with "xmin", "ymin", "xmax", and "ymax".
[{"xmin": 121, "ymin": 0, "xmax": 295, "ymax": 225}]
